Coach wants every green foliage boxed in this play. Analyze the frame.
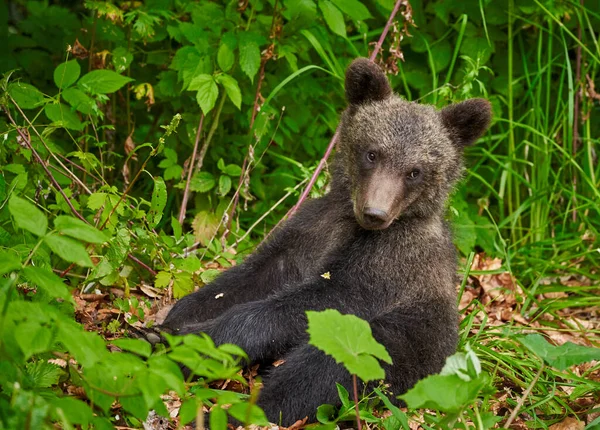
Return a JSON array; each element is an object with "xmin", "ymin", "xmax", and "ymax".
[
  {"xmin": 1, "ymin": 0, "xmax": 598, "ymax": 427},
  {"xmin": 519, "ymin": 334, "xmax": 600, "ymax": 371},
  {"xmin": 307, "ymin": 309, "xmax": 392, "ymax": 382}
]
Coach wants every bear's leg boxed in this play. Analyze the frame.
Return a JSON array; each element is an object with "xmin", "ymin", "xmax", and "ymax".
[{"xmin": 258, "ymin": 344, "xmax": 352, "ymax": 426}]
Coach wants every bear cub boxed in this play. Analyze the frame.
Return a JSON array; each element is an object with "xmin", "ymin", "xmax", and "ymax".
[{"xmin": 160, "ymin": 58, "xmax": 492, "ymax": 425}]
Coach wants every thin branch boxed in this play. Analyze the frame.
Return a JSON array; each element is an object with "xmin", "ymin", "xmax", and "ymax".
[
  {"xmin": 178, "ymin": 113, "xmax": 205, "ymax": 224},
  {"xmin": 288, "ymin": 0, "xmax": 408, "ymax": 217},
  {"xmin": 504, "ymin": 364, "xmax": 544, "ymax": 428},
  {"xmin": 196, "ymin": 92, "xmax": 227, "ymax": 173},
  {"xmin": 4, "ymin": 104, "xmax": 157, "ymax": 277},
  {"xmin": 353, "ymin": 374, "xmax": 363, "ymax": 430},
  {"xmin": 10, "ymin": 97, "xmax": 94, "ymax": 195},
  {"xmin": 225, "ymin": 0, "xmax": 280, "ymax": 240},
  {"xmin": 4, "ymin": 106, "xmax": 87, "ymax": 222}
]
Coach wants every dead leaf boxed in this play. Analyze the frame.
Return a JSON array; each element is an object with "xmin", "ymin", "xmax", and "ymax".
[{"xmin": 549, "ymin": 417, "xmax": 584, "ymax": 430}]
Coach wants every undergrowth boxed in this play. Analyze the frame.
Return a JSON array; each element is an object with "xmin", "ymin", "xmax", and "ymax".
[{"xmin": 0, "ymin": 0, "xmax": 599, "ymax": 429}]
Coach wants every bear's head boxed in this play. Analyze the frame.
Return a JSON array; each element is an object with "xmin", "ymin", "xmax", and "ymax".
[{"xmin": 337, "ymin": 58, "xmax": 492, "ymax": 230}]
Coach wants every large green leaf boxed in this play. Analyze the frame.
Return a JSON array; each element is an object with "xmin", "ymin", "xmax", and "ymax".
[
  {"xmin": 8, "ymin": 83, "xmax": 45, "ymax": 109},
  {"xmin": 62, "ymin": 87, "xmax": 95, "ymax": 115},
  {"xmin": 238, "ymin": 33, "xmax": 261, "ymax": 83},
  {"xmin": 319, "ymin": 0, "xmax": 346, "ymax": 38},
  {"xmin": 307, "ymin": 309, "xmax": 392, "ymax": 382},
  {"xmin": 78, "ymin": 70, "xmax": 134, "ymax": 94},
  {"xmin": 401, "ymin": 373, "xmax": 490, "ymax": 413},
  {"xmin": 217, "ymin": 42, "xmax": 235, "ymax": 72},
  {"xmin": 54, "ymin": 59, "xmax": 81, "ymax": 89},
  {"xmin": 44, "ymin": 103, "xmax": 84, "ymax": 131},
  {"xmin": 216, "ymin": 74, "xmax": 241, "ymax": 109},
  {"xmin": 15, "ymin": 322, "xmax": 53, "ymax": 360},
  {"xmin": 0, "ymin": 251, "xmax": 21, "ymax": 275},
  {"xmin": 44, "ymin": 233, "xmax": 94, "ymax": 267},
  {"xmin": 8, "ymin": 195, "xmax": 48, "ymax": 237},
  {"xmin": 189, "ymin": 74, "xmax": 219, "ymax": 114},
  {"xmin": 54, "ymin": 216, "xmax": 108, "ymax": 244},
  {"xmin": 23, "ymin": 266, "xmax": 72, "ymax": 301},
  {"xmin": 330, "ymin": 0, "xmax": 371, "ymax": 20},
  {"xmin": 520, "ymin": 334, "xmax": 600, "ymax": 370}
]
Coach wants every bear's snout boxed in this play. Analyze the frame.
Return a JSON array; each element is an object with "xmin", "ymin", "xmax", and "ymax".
[{"xmin": 361, "ymin": 207, "xmax": 390, "ymax": 229}]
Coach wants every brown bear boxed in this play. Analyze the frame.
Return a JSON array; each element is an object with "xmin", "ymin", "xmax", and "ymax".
[{"xmin": 159, "ymin": 58, "xmax": 492, "ymax": 425}]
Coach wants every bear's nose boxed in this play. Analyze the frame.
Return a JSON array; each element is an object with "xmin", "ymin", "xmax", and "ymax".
[{"xmin": 362, "ymin": 207, "xmax": 388, "ymax": 227}]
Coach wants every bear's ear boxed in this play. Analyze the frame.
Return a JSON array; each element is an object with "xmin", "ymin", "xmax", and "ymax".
[
  {"xmin": 345, "ymin": 58, "xmax": 392, "ymax": 106},
  {"xmin": 441, "ymin": 98, "xmax": 492, "ymax": 146}
]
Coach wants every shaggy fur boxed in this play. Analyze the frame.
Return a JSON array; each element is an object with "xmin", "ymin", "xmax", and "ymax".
[{"xmin": 161, "ymin": 58, "xmax": 492, "ymax": 425}]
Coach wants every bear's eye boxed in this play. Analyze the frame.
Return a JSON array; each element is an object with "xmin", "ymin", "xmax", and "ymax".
[
  {"xmin": 407, "ymin": 169, "xmax": 421, "ymax": 180},
  {"xmin": 366, "ymin": 152, "xmax": 377, "ymax": 163}
]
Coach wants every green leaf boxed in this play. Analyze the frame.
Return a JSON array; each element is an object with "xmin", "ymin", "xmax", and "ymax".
[
  {"xmin": 44, "ymin": 103, "xmax": 84, "ymax": 131},
  {"xmin": 111, "ymin": 338, "xmax": 152, "ymax": 358},
  {"xmin": 54, "ymin": 216, "xmax": 108, "ymax": 244},
  {"xmin": 189, "ymin": 74, "xmax": 219, "ymax": 115},
  {"xmin": 8, "ymin": 82, "xmax": 45, "ymax": 109},
  {"xmin": 51, "ymin": 397, "xmax": 93, "ymax": 426},
  {"xmin": 400, "ymin": 373, "xmax": 489, "ymax": 413},
  {"xmin": 15, "ymin": 322, "xmax": 53, "ymax": 360},
  {"xmin": 149, "ymin": 176, "xmax": 167, "ymax": 228},
  {"xmin": 216, "ymin": 74, "xmax": 241, "ymax": 109},
  {"xmin": 23, "ymin": 266, "xmax": 72, "ymax": 301},
  {"xmin": 54, "ymin": 60, "xmax": 81, "ymax": 89},
  {"xmin": 319, "ymin": 0, "xmax": 346, "ymax": 38},
  {"xmin": 218, "ymin": 175, "xmax": 232, "ymax": 195},
  {"xmin": 62, "ymin": 87, "xmax": 95, "ymax": 115},
  {"xmin": 228, "ymin": 403, "xmax": 269, "ymax": 426},
  {"xmin": 239, "ymin": 33, "xmax": 261, "ymax": 83},
  {"xmin": 210, "ymin": 407, "xmax": 228, "ymax": 430},
  {"xmin": 0, "ymin": 251, "xmax": 21, "ymax": 275},
  {"xmin": 200, "ymin": 269, "xmax": 221, "ymax": 284},
  {"xmin": 173, "ymin": 272, "xmax": 194, "ymax": 298},
  {"xmin": 154, "ymin": 271, "xmax": 172, "ymax": 289},
  {"xmin": 112, "ymin": 47, "xmax": 133, "ymax": 73},
  {"xmin": 58, "ymin": 321, "xmax": 107, "ymax": 367},
  {"xmin": 224, "ymin": 164, "xmax": 242, "ymax": 176},
  {"xmin": 519, "ymin": 334, "xmax": 600, "ymax": 370},
  {"xmin": 78, "ymin": 69, "xmax": 134, "ymax": 94},
  {"xmin": 217, "ymin": 42, "xmax": 235, "ymax": 72},
  {"xmin": 307, "ymin": 309, "xmax": 392, "ymax": 382},
  {"xmin": 44, "ymin": 233, "xmax": 94, "ymax": 267},
  {"xmin": 330, "ymin": 0, "xmax": 371, "ymax": 20},
  {"xmin": 189, "ymin": 171, "xmax": 216, "ymax": 193},
  {"xmin": 8, "ymin": 195, "xmax": 47, "ymax": 236}
]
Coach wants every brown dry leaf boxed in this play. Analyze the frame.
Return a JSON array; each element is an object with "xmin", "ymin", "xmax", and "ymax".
[
  {"xmin": 549, "ymin": 417, "xmax": 584, "ymax": 430},
  {"xmin": 70, "ymin": 39, "xmax": 89, "ymax": 59},
  {"xmin": 587, "ymin": 404, "xmax": 600, "ymax": 425}
]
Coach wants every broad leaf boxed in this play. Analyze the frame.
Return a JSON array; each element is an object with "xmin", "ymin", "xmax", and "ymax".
[
  {"xmin": 218, "ymin": 175, "xmax": 232, "ymax": 195},
  {"xmin": 44, "ymin": 233, "xmax": 94, "ymax": 267},
  {"xmin": 8, "ymin": 195, "xmax": 47, "ymax": 237},
  {"xmin": 0, "ymin": 251, "xmax": 21, "ymax": 275},
  {"xmin": 330, "ymin": 0, "xmax": 371, "ymax": 20},
  {"xmin": 238, "ymin": 33, "xmax": 261, "ymax": 82},
  {"xmin": 307, "ymin": 309, "xmax": 392, "ymax": 382},
  {"xmin": 54, "ymin": 59, "xmax": 81, "ymax": 89},
  {"xmin": 111, "ymin": 338, "xmax": 152, "ymax": 358},
  {"xmin": 189, "ymin": 74, "xmax": 219, "ymax": 114},
  {"xmin": 8, "ymin": 82, "xmax": 45, "ymax": 109},
  {"xmin": 216, "ymin": 74, "xmax": 241, "ymax": 109},
  {"xmin": 217, "ymin": 42, "xmax": 235, "ymax": 72},
  {"xmin": 401, "ymin": 373, "xmax": 490, "ymax": 413},
  {"xmin": 189, "ymin": 171, "xmax": 216, "ymax": 193},
  {"xmin": 319, "ymin": 0, "xmax": 346, "ymax": 38},
  {"xmin": 78, "ymin": 70, "xmax": 134, "ymax": 94},
  {"xmin": 54, "ymin": 216, "xmax": 108, "ymax": 244},
  {"xmin": 520, "ymin": 334, "xmax": 600, "ymax": 370},
  {"xmin": 62, "ymin": 87, "xmax": 95, "ymax": 115},
  {"xmin": 44, "ymin": 103, "xmax": 84, "ymax": 131},
  {"xmin": 23, "ymin": 266, "xmax": 72, "ymax": 301}
]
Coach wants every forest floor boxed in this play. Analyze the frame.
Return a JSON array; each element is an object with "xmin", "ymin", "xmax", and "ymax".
[{"xmin": 71, "ymin": 252, "xmax": 600, "ymax": 430}]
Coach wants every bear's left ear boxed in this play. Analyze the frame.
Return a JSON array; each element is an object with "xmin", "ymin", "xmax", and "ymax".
[
  {"xmin": 345, "ymin": 58, "xmax": 392, "ymax": 106},
  {"xmin": 441, "ymin": 98, "xmax": 492, "ymax": 146}
]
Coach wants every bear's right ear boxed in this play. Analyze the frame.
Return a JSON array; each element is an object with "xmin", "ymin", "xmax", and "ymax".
[{"xmin": 345, "ymin": 58, "xmax": 392, "ymax": 106}]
